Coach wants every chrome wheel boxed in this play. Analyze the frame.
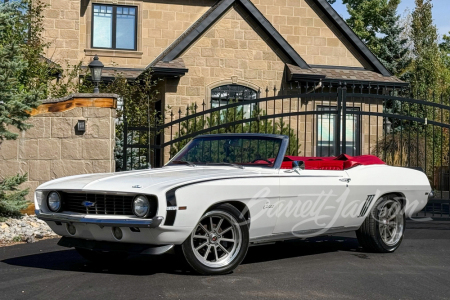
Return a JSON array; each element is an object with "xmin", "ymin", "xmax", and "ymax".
[
  {"xmin": 191, "ymin": 211, "xmax": 242, "ymax": 268},
  {"xmin": 378, "ymin": 200, "xmax": 404, "ymax": 246}
]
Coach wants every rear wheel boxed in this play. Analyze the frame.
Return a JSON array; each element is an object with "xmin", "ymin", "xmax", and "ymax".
[
  {"xmin": 181, "ymin": 204, "xmax": 249, "ymax": 275},
  {"xmin": 356, "ymin": 196, "xmax": 405, "ymax": 253},
  {"xmin": 75, "ymin": 248, "xmax": 128, "ymax": 264}
]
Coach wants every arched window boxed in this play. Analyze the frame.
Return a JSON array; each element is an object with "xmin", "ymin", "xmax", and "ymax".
[{"xmin": 211, "ymin": 84, "xmax": 258, "ymax": 118}]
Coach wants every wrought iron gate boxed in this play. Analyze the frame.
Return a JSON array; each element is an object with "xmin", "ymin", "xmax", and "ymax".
[{"xmin": 120, "ymin": 82, "xmax": 450, "ymax": 217}]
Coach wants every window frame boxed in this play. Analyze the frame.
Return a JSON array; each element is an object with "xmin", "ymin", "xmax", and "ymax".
[
  {"xmin": 91, "ymin": 3, "xmax": 138, "ymax": 51},
  {"xmin": 316, "ymin": 105, "xmax": 361, "ymax": 157},
  {"xmin": 210, "ymin": 84, "xmax": 258, "ymax": 119}
]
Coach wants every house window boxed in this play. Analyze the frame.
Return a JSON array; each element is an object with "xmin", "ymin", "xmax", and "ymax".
[
  {"xmin": 92, "ymin": 4, "xmax": 137, "ymax": 50},
  {"xmin": 211, "ymin": 85, "xmax": 258, "ymax": 118},
  {"xmin": 317, "ymin": 106, "xmax": 361, "ymax": 156}
]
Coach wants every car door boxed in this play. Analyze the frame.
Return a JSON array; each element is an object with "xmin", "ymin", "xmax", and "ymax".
[{"xmin": 273, "ymin": 169, "xmax": 350, "ymax": 235}]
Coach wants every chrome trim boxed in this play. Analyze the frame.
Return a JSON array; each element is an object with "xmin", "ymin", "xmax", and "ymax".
[
  {"xmin": 36, "ymin": 210, "xmax": 164, "ymax": 228},
  {"xmin": 339, "ymin": 178, "xmax": 351, "ymax": 183},
  {"xmin": 249, "ymin": 226, "xmax": 360, "ymax": 244}
]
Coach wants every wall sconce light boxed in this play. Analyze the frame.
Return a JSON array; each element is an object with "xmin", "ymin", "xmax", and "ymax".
[{"xmin": 77, "ymin": 120, "xmax": 86, "ymax": 132}]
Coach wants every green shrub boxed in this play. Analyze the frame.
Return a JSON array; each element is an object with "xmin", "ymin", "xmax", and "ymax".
[{"xmin": 0, "ymin": 174, "xmax": 29, "ymax": 221}]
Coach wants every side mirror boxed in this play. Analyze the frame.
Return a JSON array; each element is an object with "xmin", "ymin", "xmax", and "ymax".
[
  {"xmin": 292, "ymin": 161, "xmax": 304, "ymax": 173},
  {"xmin": 284, "ymin": 161, "xmax": 304, "ymax": 173}
]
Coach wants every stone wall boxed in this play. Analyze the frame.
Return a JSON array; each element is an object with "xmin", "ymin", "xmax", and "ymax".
[{"xmin": 0, "ymin": 94, "xmax": 118, "ymax": 202}]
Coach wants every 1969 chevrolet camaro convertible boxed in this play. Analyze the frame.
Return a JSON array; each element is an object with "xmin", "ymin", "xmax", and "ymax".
[{"xmin": 35, "ymin": 133, "xmax": 432, "ymax": 274}]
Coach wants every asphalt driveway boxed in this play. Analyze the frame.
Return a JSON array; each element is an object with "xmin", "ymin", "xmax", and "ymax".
[{"xmin": 1, "ymin": 220, "xmax": 449, "ymax": 300}]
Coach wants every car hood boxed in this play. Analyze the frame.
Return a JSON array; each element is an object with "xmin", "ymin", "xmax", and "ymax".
[{"xmin": 37, "ymin": 166, "xmax": 273, "ymax": 193}]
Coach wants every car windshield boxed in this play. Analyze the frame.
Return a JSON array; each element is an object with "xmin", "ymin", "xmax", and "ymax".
[{"xmin": 167, "ymin": 135, "xmax": 283, "ymax": 168}]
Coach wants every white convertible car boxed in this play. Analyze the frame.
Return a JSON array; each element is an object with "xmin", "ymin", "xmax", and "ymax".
[{"xmin": 35, "ymin": 133, "xmax": 431, "ymax": 275}]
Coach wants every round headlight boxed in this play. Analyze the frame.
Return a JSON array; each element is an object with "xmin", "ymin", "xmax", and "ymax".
[
  {"xmin": 47, "ymin": 191, "xmax": 61, "ymax": 212},
  {"xmin": 133, "ymin": 195, "xmax": 150, "ymax": 217}
]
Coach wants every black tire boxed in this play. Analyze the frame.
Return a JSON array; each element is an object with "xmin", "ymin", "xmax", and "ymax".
[
  {"xmin": 356, "ymin": 195, "xmax": 405, "ymax": 253},
  {"xmin": 181, "ymin": 203, "xmax": 249, "ymax": 275},
  {"xmin": 75, "ymin": 247, "xmax": 128, "ymax": 264}
]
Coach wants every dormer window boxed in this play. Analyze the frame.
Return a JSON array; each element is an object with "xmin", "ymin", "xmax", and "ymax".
[{"xmin": 92, "ymin": 4, "xmax": 137, "ymax": 50}]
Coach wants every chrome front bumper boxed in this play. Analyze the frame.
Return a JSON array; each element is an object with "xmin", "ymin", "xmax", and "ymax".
[{"xmin": 36, "ymin": 210, "xmax": 164, "ymax": 228}]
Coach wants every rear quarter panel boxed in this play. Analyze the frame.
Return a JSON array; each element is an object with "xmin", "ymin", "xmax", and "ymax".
[{"xmin": 346, "ymin": 165, "xmax": 431, "ymax": 219}]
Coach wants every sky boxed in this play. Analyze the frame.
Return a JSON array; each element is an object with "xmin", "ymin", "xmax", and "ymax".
[{"xmin": 331, "ymin": 0, "xmax": 450, "ymax": 39}]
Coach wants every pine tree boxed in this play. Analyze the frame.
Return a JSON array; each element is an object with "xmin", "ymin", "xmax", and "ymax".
[
  {"xmin": 342, "ymin": 0, "xmax": 401, "ymax": 55},
  {"xmin": 377, "ymin": 3, "xmax": 410, "ymax": 77},
  {"xmin": 408, "ymin": 0, "xmax": 443, "ymax": 99},
  {"xmin": 0, "ymin": 0, "xmax": 43, "ymax": 220},
  {"xmin": 340, "ymin": 0, "xmax": 410, "ymax": 77},
  {"xmin": 0, "ymin": 0, "xmax": 42, "ymax": 140}
]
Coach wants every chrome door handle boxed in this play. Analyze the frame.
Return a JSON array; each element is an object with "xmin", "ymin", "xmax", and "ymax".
[{"xmin": 339, "ymin": 178, "xmax": 351, "ymax": 183}]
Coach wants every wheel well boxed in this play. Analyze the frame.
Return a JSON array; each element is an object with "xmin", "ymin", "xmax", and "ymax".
[
  {"xmin": 380, "ymin": 192, "xmax": 406, "ymax": 208},
  {"xmin": 206, "ymin": 201, "xmax": 251, "ymax": 225}
]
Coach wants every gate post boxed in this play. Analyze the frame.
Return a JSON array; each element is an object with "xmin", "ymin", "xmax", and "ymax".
[
  {"xmin": 336, "ymin": 86, "xmax": 342, "ymax": 155},
  {"xmin": 122, "ymin": 104, "xmax": 128, "ymax": 171},
  {"xmin": 341, "ymin": 86, "xmax": 347, "ymax": 154}
]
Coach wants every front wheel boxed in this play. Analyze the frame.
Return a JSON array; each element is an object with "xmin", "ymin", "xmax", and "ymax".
[
  {"xmin": 356, "ymin": 196, "xmax": 405, "ymax": 253},
  {"xmin": 181, "ymin": 203, "xmax": 249, "ymax": 275}
]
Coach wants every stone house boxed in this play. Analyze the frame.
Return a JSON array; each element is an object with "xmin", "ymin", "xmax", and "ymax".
[{"xmin": 41, "ymin": 0, "xmax": 405, "ymax": 164}]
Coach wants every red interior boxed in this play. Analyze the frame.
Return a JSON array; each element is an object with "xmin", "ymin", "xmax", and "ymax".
[{"xmin": 280, "ymin": 154, "xmax": 385, "ymax": 170}]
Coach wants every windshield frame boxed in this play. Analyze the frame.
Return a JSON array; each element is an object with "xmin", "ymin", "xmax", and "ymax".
[{"xmin": 166, "ymin": 133, "xmax": 289, "ymax": 169}]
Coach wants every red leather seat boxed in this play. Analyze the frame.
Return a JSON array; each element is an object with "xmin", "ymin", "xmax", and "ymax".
[
  {"xmin": 283, "ymin": 154, "xmax": 385, "ymax": 170},
  {"xmin": 304, "ymin": 160, "xmax": 344, "ymax": 170}
]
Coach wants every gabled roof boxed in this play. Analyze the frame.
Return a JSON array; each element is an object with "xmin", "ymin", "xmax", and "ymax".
[
  {"xmin": 146, "ymin": 0, "xmax": 309, "ymax": 71},
  {"xmin": 145, "ymin": 0, "xmax": 396, "ymax": 82},
  {"xmin": 286, "ymin": 64, "xmax": 405, "ymax": 85}
]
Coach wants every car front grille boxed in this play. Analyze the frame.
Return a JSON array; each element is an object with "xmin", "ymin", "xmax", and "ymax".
[{"xmin": 62, "ymin": 192, "xmax": 135, "ymax": 215}]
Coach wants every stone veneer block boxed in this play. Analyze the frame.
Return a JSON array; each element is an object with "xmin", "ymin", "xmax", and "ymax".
[
  {"xmin": 61, "ymin": 139, "xmax": 83, "ymax": 160},
  {"xmin": 51, "ymin": 160, "xmax": 94, "ymax": 178},
  {"xmin": 19, "ymin": 139, "xmax": 39, "ymax": 160},
  {"xmin": 25, "ymin": 118, "xmax": 51, "ymax": 139},
  {"xmin": 83, "ymin": 118, "xmax": 111, "ymax": 139},
  {"xmin": 51, "ymin": 118, "xmax": 73, "ymax": 138},
  {"xmin": 93, "ymin": 160, "xmax": 113, "ymax": 173},
  {"xmin": 82, "ymin": 139, "xmax": 111, "ymax": 160},
  {"xmin": 0, "ymin": 140, "xmax": 18, "ymax": 160},
  {"xmin": 29, "ymin": 160, "xmax": 51, "ymax": 181},
  {"xmin": 38, "ymin": 139, "xmax": 61, "ymax": 160}
]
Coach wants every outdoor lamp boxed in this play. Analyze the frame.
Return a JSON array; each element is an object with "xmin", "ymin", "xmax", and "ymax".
[
  {"xmin": 88, "ymin": 54, "xmax": 104, "ymax": 93},
  {"xmin": 76, "ymin": 120, "xmax": 86, "ymax": 132},
  {"xmin": 384, "ymin": 118, "xmax": 392, "ymax": 134}
]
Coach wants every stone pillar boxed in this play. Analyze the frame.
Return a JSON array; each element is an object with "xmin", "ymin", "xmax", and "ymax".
[{"xmin": 0, "ymin": 93, "xmax": 118, "ymax": 203}]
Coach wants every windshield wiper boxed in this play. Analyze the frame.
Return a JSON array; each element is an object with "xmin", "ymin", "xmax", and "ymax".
[
  {"xmin": 172, "ymin": 160, "xmax": 196, "ymax": 167},
  {"xmin": 206, "ymin": 162, "xmax": 244, "ymax": 169}
]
